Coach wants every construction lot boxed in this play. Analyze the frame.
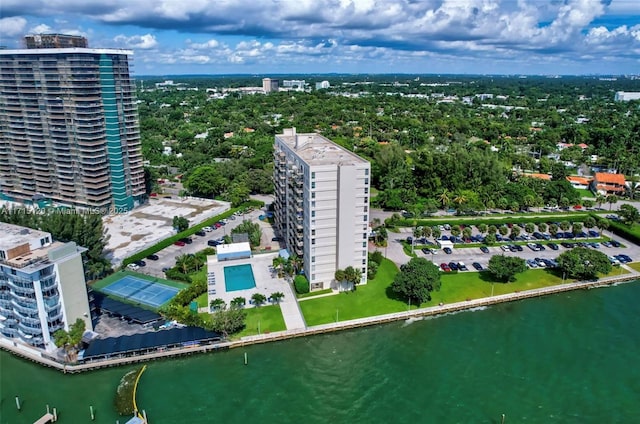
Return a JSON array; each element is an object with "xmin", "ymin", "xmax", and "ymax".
[{"xmin": 103, "ymin": 196, "xmax": 230, "ymax": 266}]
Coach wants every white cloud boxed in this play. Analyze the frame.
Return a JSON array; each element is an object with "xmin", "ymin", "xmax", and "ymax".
[
  {"xmin": 28, "ymin": 23, "xmax": 53, "ymax": 34},
  {"xmin": 0, "ymin": 16, "xmax": 27, "ymax": 37},
  {"xmin": 188, "ymin": 39, "xmax": 220, "ymax": 49},
  {"xmin": 113, "ymin": 33, "xmax": 158, "ymax": 49}
]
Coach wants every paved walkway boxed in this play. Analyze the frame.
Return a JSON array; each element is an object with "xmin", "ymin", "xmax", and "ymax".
[{"xmin": 279, "ymin": 280, "xmax": 307, "ymax": 330}]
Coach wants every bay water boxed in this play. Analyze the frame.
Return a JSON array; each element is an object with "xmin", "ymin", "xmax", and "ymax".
[{"xmin": 2, "ymin": 281, "xmax": 640, "ymax": 423}]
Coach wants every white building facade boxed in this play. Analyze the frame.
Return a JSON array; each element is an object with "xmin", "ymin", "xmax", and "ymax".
[
  {"xmin": 614, "ymin": 91, "xmax": 640, "ymax": 101},
  {"xmin": 274, "ymin": 128, "xmax": 370, "ymax": 291},
  {"xmin": 0, "ymin": 223, "xmax": 92, "ymax": 352}
]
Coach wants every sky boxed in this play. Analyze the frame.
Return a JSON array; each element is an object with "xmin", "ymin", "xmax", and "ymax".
[{"xmin": 0, "ymin": 0, "xmax": 639, "ymax": 76}]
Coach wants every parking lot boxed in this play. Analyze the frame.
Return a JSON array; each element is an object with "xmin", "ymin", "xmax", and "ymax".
[
  {"xmin": 383, "ymin": 222, "xmax": 640, "ymax": 274},
  {"xmin": 134, "ymin": 207, "xmax": 283, "ymax": 277}
]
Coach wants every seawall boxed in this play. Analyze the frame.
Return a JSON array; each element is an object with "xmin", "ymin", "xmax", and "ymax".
[{"xmin": 2, "ymin": 272, "xmax": 637, "ymax": 373}]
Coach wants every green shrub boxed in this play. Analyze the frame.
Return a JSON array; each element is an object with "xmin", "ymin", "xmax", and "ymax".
[
  {"xmin": 164, "ymin": 268, "xmax": 192, "ymax": 282},
  {"xmin": 294, "ymin": 275, "xmax": 310, "ymax": 294},
  {"xmin": 369, "ymin": 250, "xmax": 384, "ymax": 265}
]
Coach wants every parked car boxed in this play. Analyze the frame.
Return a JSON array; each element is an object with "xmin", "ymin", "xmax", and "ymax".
[
  {"xmin": 421, "ymin": 248, "xmax": 431, "ymax": 254},
  {"xmin": 195, "ymin": 230, "xmax": 206, "ymax": 237},
  {"xmin": 480, "ymin": 246, "xmax": 490, "ymax": 254},
  {"xmin": 448, "ymin": 262, "xmax": 459, "ymax": 271},
  {"xmin": 440, "ymin": 263, "xmax": 451, "ymax": 272},
  {"xmin": 457, "ymin": 262, "xmax": 468, "ymax": 271},
  {"xmin": 146, "ymin": 254, "xmax": 159, "ymax": 260},
  {"xmin": 608, "ymin": 256, "xmax": 620, "ymax": 265},
  {"xmin": 602, "ymin": 241, "xmax": 612, "ymax": 247},
  {"xmin": 272, "ymin": 236, "xmax": 282, "ymax": 242},
  {"xmin": 180, "ymin": 237, "xmax": 193, "ymax": 244},
  {"xmin": 134, "ymin": 260, "xmax": 146, "ymax": 267},
  {"xmin": 203, "ymin": 226, "xmax": 213, "ymax": 232},
  {"xmin": 472, "ymin": 262, "xmax": 483, "ymax": 271},
  {"xmin": 443, "ymin": 247, "xmax": 453, "ymax": 254},
  {"xmin": 610, "ymin": 240, "xmax": 621, "ymax": 248},
  {"xmin": 174, "ymin": 240, "xmax": 186, "ymax": 247},
  {"xmin": 526, "ymin": 259, "xmax": 538, "ymax": 268},
  {"xmin": 547, "ymin": 243, "xmax": 559, "ymax": 251},
  {"xmin": 126, "ymin": 263, "xmax": 139, "ymax": 271},
  {"xmin": 208, "ymin": 239, "xmax": 220, "ymax": 247},
  {"xmin": 588, "ymin": 230, "xmax": 600, "ymax": 237}
]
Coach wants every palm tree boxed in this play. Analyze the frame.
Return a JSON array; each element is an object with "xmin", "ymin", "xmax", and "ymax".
[
  {"xmin": 595, "ymin": 194, "xmax": 606, "ymax": 209},
  {"xmin": 607, "ymin": 194, "xmax": 619, "ymax": 211},
  {"xmin": 230, "ymin": 297, "xmax": 246, "ymax": 309},
  {"xmin": 209, "ymin": 298, "xmax": 226, "ymax": 311},
  {"xmin": 272, "ymin": 256, "xmax": 286, "ymax": 277},
  {"xmin": 288, "ymin": 254, "xmax": 303, "ymax": 276},
  {"xmin": 251, "ymin": 293, "xmax": 267, "ymax": 306},
  {"xmin": 270, "ymin": 292, "xmax": 285, "ymax": 304},
  {"xmin": 438, "ymin": 189, "xmax": 451, "ymax": 209}
]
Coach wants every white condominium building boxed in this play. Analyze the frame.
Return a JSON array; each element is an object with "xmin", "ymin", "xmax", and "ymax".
[
  {"xmin": 0, "ymin": 223, "xmax": 93, "ymax": 352},
  {"xmin": 274, "ymin": 128, "xmax": 370, "ymax": 291}
]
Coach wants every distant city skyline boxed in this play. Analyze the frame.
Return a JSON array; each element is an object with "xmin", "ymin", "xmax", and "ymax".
[{"xmin": 1, "ymin": 0, "xmax": 639, "ymax": 76}]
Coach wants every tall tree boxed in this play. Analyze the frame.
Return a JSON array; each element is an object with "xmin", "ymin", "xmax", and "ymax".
[{"xmin": 391, "ymin": 257, "xmax": 441, "ymax": 305}]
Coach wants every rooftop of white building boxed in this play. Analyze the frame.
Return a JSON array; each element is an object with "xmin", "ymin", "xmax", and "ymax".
[
  {"xmin": 277, "ymin": 128, "xmax": 368, "ymax": 166},
  {"xmin": 0, "ymin": 222, "xmax": 50, "ymax": 251}
]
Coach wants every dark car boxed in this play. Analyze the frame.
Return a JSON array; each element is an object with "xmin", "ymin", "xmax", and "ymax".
[
  {"xmin": 472, "ymin": 262, "xmax": 483, "ymax": 271},
  {"xmin": 180, "ymin": 237, "xmax": 193, "ymax": 244},
  {"xmin": 480, "ymin": 246, "xmax": 490, "ymax": 254},
  {"xmin": 421, "ymin": 248, "xmax": 431, "ymax": 254},
  {"xmin": 207, "ymin": 239, "xmax": 220, "ymax": 247},
  {"xmin": 195, "ymin": 230, "xmax": 206, "ymax": 237},
  {"xmin": 448, "ymin": 262, "xmax": 459, "ymax": 271},
  {"xmin": 146, "ymin": 254, "xmax": 159, "ymax": 260},
  {"xmin": 134, "ymin": 260, "xmax": 146, "ymax": 267},
  {"xmin": 547, "ymin": 243, "xmax": 559, "ymax": 250},
  {"xmin": 610, "ymin": 240, "xmax": 621, "ymax": 248},
  {"xmin": 443, "ymin": 247, "xmax": 452, "ymax": 254}
]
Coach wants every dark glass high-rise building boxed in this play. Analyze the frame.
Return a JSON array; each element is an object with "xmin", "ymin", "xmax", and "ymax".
[{"xmin": 0, "ymin": 35, "xmax": 145, "ymax": 211}]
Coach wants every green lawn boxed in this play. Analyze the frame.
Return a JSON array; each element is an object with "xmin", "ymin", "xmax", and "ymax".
[
  {"xmin": 626, "ymin": 262, "xmax": 640, "ymax": 273},
  {"xmin": 300, "ymin": 258, "xmax": 631, "ymax": 326},
  {"xmin": 195, "ymin": 292, "xmax": 208, "ymax": 308},
  {"xmin": 576, "ymin": 189, "xmax": 595, "ymax": 199},
  {"xmin": 300, "ymin": 259, "xmax": 412, "ymax": 326},
  {"xmin": 235, "ymin": 304, "xmax": 286, "ymax": 338}
]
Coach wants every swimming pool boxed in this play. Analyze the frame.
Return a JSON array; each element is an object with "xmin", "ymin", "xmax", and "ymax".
[{"xmin": 223, "ymin": 264, "xmax": 256, "ymax": 291}]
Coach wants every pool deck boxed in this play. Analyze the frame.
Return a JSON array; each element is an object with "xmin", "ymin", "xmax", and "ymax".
[{"xmin": 207, "ymin": 252, "xmax": 306, "ymax": 330}]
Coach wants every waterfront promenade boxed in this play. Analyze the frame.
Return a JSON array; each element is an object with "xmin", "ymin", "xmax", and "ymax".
[{"xmin": 2, "ymin": 268, "xmax": 638, "ymax": 373}]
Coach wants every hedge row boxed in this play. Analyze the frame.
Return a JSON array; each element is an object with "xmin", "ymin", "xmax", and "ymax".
[
  {"xmin": 607, "ymin": 220, "xmax": 640, "ymax": 246},
  {"xmin": 393, "ymin": 213, "xmax": 596, "ymax": 229},
  {"xmin": 122, "ymin": 200, "xmax": 265, "ymax": 266}
]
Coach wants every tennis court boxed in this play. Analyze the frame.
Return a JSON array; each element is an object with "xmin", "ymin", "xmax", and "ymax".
[{"xmin": 101, "ymin": 275, "xmax": 179, "ymax": 308}]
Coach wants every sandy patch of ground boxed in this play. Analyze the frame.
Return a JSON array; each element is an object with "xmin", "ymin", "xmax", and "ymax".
[{"xmin": 103, "ymin": 196, "xmax": 230, "ymax": 266}]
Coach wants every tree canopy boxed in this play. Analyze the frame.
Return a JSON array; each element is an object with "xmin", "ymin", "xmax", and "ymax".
[
  {"xmin": 391, "ymin": 257, "xmax": 441, "ymax": 305},
  {"xmin": 556, "ymin": 247, "xmax": 612, "ymax": 280},
  {"xmin": 487, "ymin": 255, "xmax": 527, "ymax": 282}
]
